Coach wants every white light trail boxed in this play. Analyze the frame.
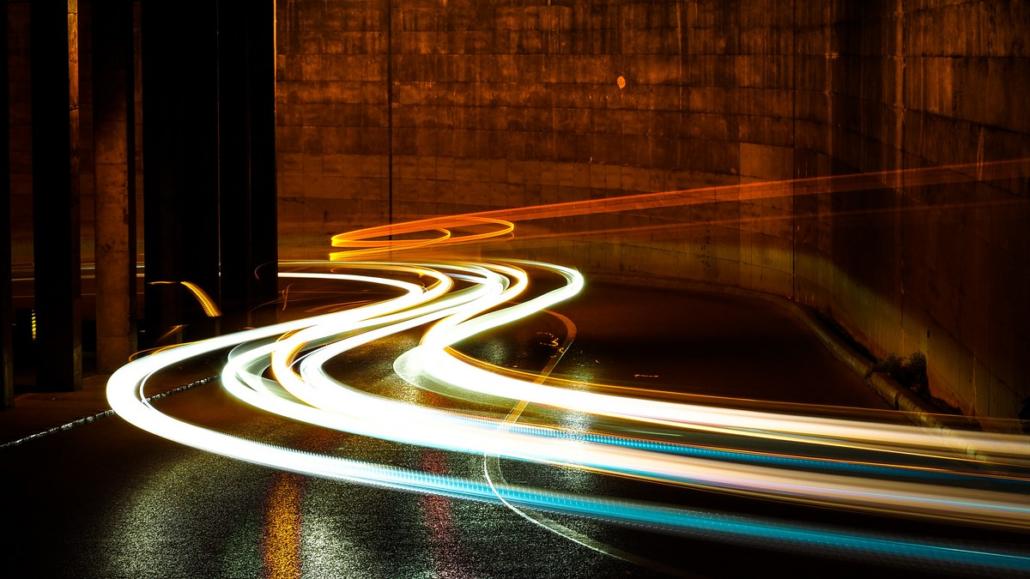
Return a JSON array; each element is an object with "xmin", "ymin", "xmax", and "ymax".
[{"xmin": 106, "ymin": 260, "xmax": 1030, "ymax": 572}]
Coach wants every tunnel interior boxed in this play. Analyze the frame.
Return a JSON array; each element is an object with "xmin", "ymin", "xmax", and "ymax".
[
  {"xmin": 6, "ymin": 0, "xmax": 1026, "ymax": 418},
  {"xmin": 2, "ymin": 2, "xmax": 1030, "ymax": 578}
]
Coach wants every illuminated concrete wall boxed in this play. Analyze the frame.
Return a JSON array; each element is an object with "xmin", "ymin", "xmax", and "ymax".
[
  {"xmin": 276, "ymin": 0, "xmax": 390, "ymax": 245},
  {"xmin": 793, "ymin": 0, "xmax": 1030, "ymax": 419},
  {"xmin": 275, "ymin": 0, "xmax": 794, "ymax": 263},
  {"xmin": 275, "ymin": 0, "xmax": 1029, "ymax": 418}
]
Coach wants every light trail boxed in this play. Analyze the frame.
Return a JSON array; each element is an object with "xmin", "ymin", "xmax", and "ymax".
[
  {"xmin": 149, "ymin": 280, "xmax": 222, "ymax": 317},
  {"xmin": 266, "ymin": 262, "xmax": 1030, "ymax": 529},
  {"xmin": 107, "ymin": 262, "xmax": 1030, "ymax": 572},
  {"xmin": 107, "ymin": 162, "xmax": 1030, "ymax": 572},
  {"xmin": 480, "ymin": 310, "xmax": 693, "ymax": 577},
  {"xmin": 406, "ymin": 339, "xmax": 1030, "ymax": 465},
  {"xmin": 330, "ymin": 216, "xmax": 514, "ymax": 261},
  {"xmin": 329, "ymin": 159, "xmax": 1030, "ymax": 260}
]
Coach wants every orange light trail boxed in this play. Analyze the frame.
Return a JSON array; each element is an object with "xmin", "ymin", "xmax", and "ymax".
[{"xmin": 328, "ymin": 158, "xmax": 1029, "ymax": 260}]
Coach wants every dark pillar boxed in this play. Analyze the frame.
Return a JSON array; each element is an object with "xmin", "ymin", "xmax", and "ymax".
[
  {"xmin": 92, "ymin": 0, "xmax": 135, "ymax": 371},
  {"xmin": 142, "ymin": 0, "xmax": 277, "ymax": 343},
  {"xmin": 31, "ymin": 0, "xmax": 81, "ymax": 391},
  {"xmin": 217, "ymin": 0, "xmax": 278, "ymax": 326},
  {"xmin": 1, "ymin": 0, "xmax": 14, "ymax": 407},
  {"xmin": 141, "ymin": 1, "xmax": 219, "ymax": 342}
]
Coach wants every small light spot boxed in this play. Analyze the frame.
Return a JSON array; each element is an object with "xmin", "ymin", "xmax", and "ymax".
[{"xmin": 616, "ymin": 75, "xmax": 626, "ymax": 90}]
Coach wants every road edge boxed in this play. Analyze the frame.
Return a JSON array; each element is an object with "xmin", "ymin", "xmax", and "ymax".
[{"xmin": 587, "ymin": 272, "xmax": 945, "ymax": 429}]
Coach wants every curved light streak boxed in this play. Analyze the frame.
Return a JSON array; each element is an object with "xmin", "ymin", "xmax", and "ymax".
[
  {"xmin": 107, "ymin": 264, "xmax": 1030, "ymax": 573},
  {"xmin": 149, "ymin": 280, "xmax": 222, "ymax": 317},
  {"xmin": 109, "ymin": 169, "xmax": 1030, "ymax": 573},
  {"xmin": 248, "ymin": 262, "xmax": 1030, "ymax": 529},
  {"xmin": 330, "ymin": 217, "xmax": 514, "ymax": 260}
]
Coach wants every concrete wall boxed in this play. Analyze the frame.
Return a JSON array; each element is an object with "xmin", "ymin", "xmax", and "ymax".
[
  {"xmin": 275, "ymin": 0, "xmax": 1030, "ymax": 419},
  {"xmin": 793, "ymin": 0, "xmax": 1030, "ymax": 418},
  {"xmin": 276, "ymin": 0, "xmax": 390, "ymax": 240},
  {"xmin": 276, "ymin": 1, "xmax": 794, "ymax": 243}
]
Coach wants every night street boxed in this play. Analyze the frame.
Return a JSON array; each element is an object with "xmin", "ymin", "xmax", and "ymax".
[
  {"xmin": 2, "ymin": 1, "xmax": 1028, "ymax": 577},
  {"xmin": 4, "ymin": 278, "xmax": 1027, "ymax": 577}
]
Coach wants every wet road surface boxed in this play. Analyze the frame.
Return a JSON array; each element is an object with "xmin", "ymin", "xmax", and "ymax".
[{"xmin": 1, "ymin": 280, "xmax": 1023, "ymax": 578}]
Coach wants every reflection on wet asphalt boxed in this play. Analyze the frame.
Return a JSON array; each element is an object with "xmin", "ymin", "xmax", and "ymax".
[{"xmin": 0, "ymin": 283, "xmax": 996, "ymax": 578}]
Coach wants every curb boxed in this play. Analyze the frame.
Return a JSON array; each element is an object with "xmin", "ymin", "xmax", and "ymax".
[
  {"xmin": 781, "ymin": 302, "xmax": 944, "ymax": 429},
  {"xmin": 587, "ymin": 272, "xmax": 945, "ymax": 429},
  {"xmin": 0, "ymin": 375, "xmax": 218, "ymax": 449}
]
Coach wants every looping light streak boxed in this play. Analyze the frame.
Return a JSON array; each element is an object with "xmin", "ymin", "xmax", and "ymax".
[
  {"xmin": 109, "ymin": 161, "xmax": 1030, "ymax": 571},
  {"xmin": 107, "ymin": 261, "xmax": 1030, "ymax": 572},
  {"xmin": 330, "ymin": 216, "xmax": 514, "ymax": 260},
  {"xmin": 327, "ymin": 159, "xmax": 1030, "ymax": 259}
]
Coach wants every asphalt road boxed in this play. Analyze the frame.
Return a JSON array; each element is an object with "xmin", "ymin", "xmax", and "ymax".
[{"xmin": 1, "ymin": 280, "xmax": 1023, "ymax": 578}]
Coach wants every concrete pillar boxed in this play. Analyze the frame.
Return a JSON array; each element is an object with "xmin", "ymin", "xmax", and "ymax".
[
  {"xmin": 141, "ymin": 0, "xmax": 219, "ymax": 343},
  {"xmin": 31, "ymin": 0, "xmax": 82, "ymax": 391},
  {"xmin": 1, "ymin": 0, "xmax": 14, "ymax": 407},
  {"xmin": 92, "ymin": 0, "xmax": 135, "ymax": 372},
  {"xmin": 217, "ymin": 0, "xmax": 278, "ymax": 327},
  {"xmin": 142, "ymin": 0, "xmax": 276, "ymax": 342}
]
